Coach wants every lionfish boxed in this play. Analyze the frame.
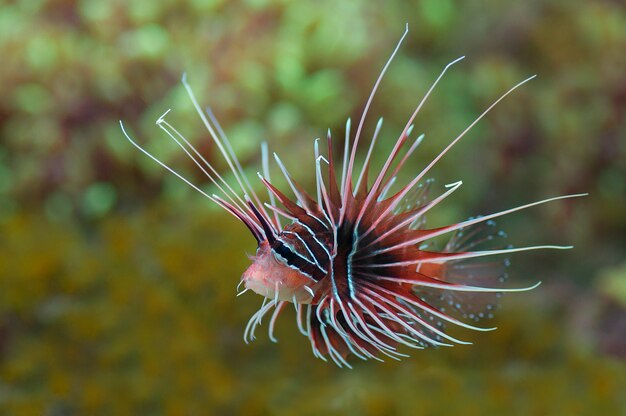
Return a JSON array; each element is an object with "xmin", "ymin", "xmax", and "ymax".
[{"xmin": 121, "ymin": 26, "xmax": 585, "ymax": 367}]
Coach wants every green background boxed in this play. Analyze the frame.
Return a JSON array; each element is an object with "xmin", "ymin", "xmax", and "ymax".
[{"xmin": 1, "ymin": 0, "xmax": 625, "ymax": 414}]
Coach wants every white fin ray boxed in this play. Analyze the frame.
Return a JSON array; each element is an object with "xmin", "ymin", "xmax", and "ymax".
[
  {"xmin": 340, "ymin": 118, "xmax": 352, "ymax": 192},
  {"xmin": 364, "ymin": 281, "xmax": 497, "ymax": 332},
  {"xmin": 268, "ymin": 301, "xmax": 286, "ymax": 343},
  {"xmin": 156, "ymin": 114, "xmax": 252, "ymax": 218},
  {"xmin": 374, "ymin": 193, "xmax": 588, "ymax": 255},
  {"xmin": 361, "ymin": 285, "xmax": 471, "ymax": 346},
  {"xmin": 205, "ymin": 106, "xmax": 275, "ymax": 226},
  {"xmin": 354, "ymin": 117, "xmax": 384, "ymax": 192},
  {"xmin": 341, "ymin": 24, "xmax": 410, "ymax": 221},
  {"xmin": 360, "ymin": 180, "xmax": 464, "ymax": 251},
  {"xmin": 261, "ymin": 142, "xmax": 281, "ymax": 228},
  {"xmin": 273, "ymin": 152, "xmax": 312, "ymax": 212},
  {"xmin": 182, "ymin": 75, "xmax": 275, "ymax": 228},
  {"xmin": 369, "ymin": 75, "xmax": 538, "ymax": 229},
  {"xmin": 359, "ymin": 245, "xmax": 573, "ymax": 268},
  {"xmin": 356, "ymin": 55, "xmax": 466, "ymax": 227}
]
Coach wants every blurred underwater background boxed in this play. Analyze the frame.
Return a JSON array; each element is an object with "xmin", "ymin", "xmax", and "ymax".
[{"xmin": 0, "ymin": 0, "xmax": 625, "ymax": 414}]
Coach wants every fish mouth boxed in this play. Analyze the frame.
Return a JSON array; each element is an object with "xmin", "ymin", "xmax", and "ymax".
[
  {"xmin": 243, "ymin": 278, "xmax": 273, "ymax": 299},
  {"xmin": 243, "ymin": 277, "xmax": 314, "ymax": 304}
]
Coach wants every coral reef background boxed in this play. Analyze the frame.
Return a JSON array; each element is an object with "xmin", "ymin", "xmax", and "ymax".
[{"xmin": 0, "ymin": 0, "xmax": 625, "ymax": 414}]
